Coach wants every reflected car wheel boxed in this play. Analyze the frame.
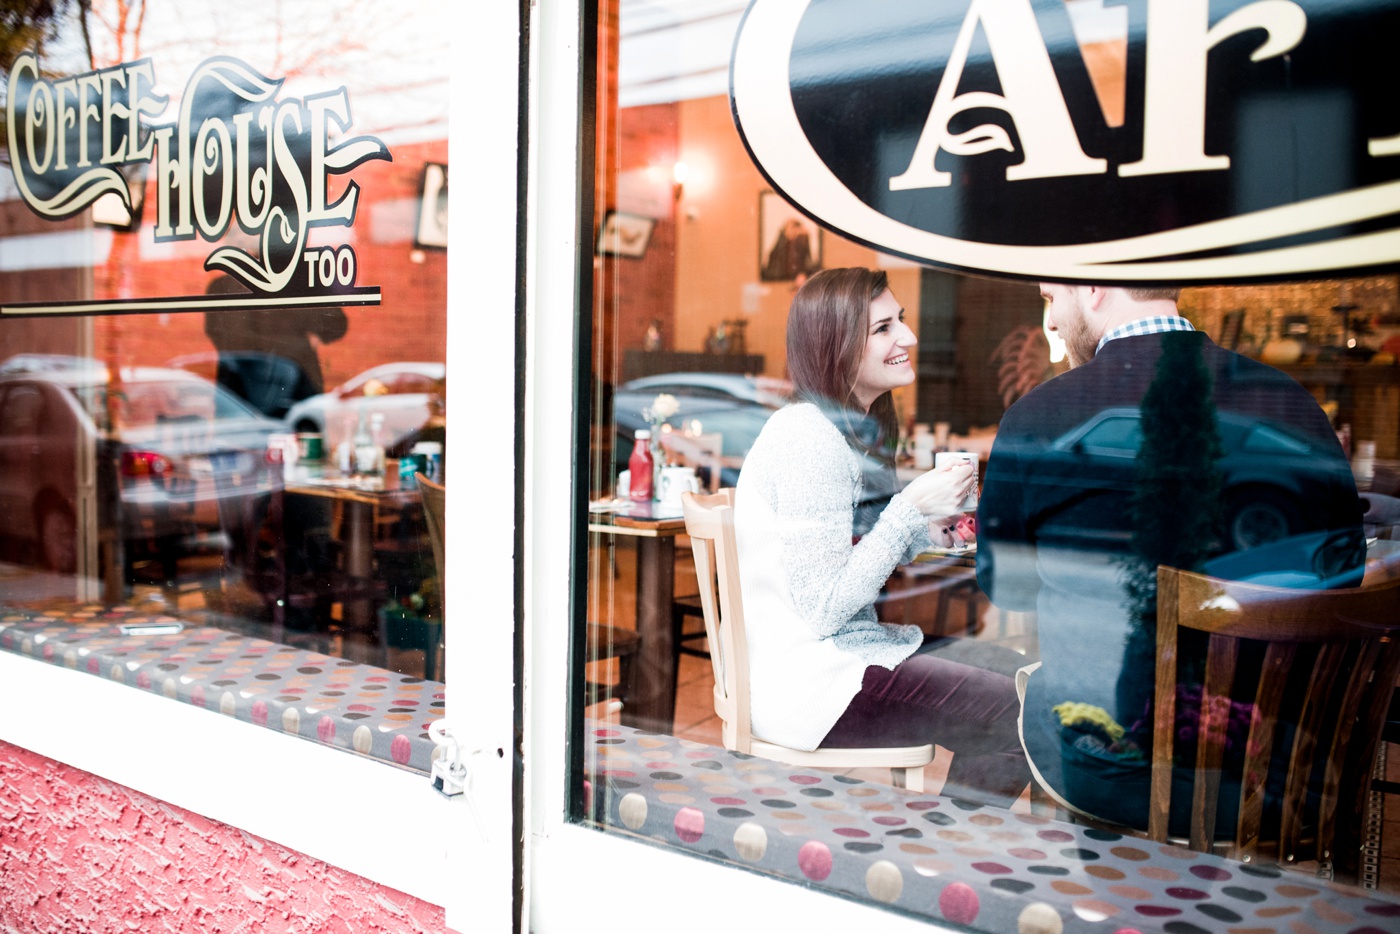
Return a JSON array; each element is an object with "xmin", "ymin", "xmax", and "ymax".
[
  {"xmin": 1227, "ymin": 491, "xmax": 1300, "ymax": 551},
  {"xmin": 38, "ymin": 503, "xmax": 78, "ymax": 574}
]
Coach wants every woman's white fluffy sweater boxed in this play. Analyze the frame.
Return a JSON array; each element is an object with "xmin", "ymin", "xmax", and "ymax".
[{"xmin": 733, "ymin": 402, "xmax": 930, "ymax": 751}]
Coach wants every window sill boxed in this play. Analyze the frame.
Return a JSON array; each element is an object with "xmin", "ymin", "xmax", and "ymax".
[
  {"xmin": 580, "ymin": 722, "xmax": 1400, "ymax": 932},
  {"xmin": 0, "ymin": 604, "xmax": 444, "ymax": 772},
  {"xmin": 0, "ymin": 606, "xmax": 453, "ymax": 905}
]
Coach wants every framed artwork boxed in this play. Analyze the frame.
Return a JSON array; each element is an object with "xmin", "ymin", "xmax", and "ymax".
[
  {"xmin": 415, "ymin": 162, "xmax": 449, "ymax": 249},
  {"xmin": 1219, "ymin": 309, "xmax": 1245, "ymax": 349},
  {"xmin": 597, "ymin": 211, "xmax": 654, "ymax": 258},
  {"xmin": 759, "ymin": 190, "xmax": 822, "ymax": 281}
]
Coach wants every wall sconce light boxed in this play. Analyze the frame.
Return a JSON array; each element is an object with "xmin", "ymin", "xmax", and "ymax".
[{"xmin": 671, "ymin": 161, "xmax": 689, "ymax": 201}]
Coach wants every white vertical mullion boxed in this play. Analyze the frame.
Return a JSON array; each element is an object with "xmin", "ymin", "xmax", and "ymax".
[
  {"xmin": 443, "ymin": 2, "xmax": 521, "ymax": 931},
  {"xmin": 521, "ymin": 0, "xmax": 586, "ymax": 930}
]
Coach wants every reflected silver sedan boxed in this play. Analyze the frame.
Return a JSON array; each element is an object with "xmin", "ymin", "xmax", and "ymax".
[{"xmin": 0, "ymin": 365, "xmax": 281, "ymax": 573}]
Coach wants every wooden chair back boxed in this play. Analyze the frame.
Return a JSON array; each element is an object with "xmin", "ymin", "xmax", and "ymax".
[
  {"xmin": 1152, "ymin": 564, "xmax": 1400, "ymax": 875},
  {"xmin": 416, "ymin": 472, "xmax": 446, "ymax": 587},
  {"xmin": 680, "ymin": 489, "xmax": 751, "ymax": 752}
]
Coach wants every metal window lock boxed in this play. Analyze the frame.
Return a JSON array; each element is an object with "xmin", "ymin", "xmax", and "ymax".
[{"xmin": 428, "ymin": 720, "xmax": 500, "ymax": 840}]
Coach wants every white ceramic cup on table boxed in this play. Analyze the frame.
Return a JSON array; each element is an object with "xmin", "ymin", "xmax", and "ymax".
[
  {"xmin": 658, "ymin": 466, "xmax": 700, "ymax": 505},
  {"xmin": 934, "ymin": 451, "xmax": 979, "ymax": 511}
]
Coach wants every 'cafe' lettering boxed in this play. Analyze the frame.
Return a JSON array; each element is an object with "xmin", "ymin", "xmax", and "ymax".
[
  {"xmin": 6, "ymin": 52, "xmax": 390, "ymax": 301},
  {"xmin": 731, "ymin": 0, "xmax": 1400, "ymax": 284}
]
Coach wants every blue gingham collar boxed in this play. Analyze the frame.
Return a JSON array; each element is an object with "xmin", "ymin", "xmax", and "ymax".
[{"xmin": 1096, "ymin": 315, "xmax": 1195, "ymax": 355}]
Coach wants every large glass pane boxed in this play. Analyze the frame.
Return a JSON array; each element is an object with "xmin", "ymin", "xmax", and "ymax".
[
  {"xmin": 1, "ymin": 0, "xmax": 448, "ymax": 770},
  {"xmin": 574, "ymin": 0, "xmax": 1400, "ymax": 926}
]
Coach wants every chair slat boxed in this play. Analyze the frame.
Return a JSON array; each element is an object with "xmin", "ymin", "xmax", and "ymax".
[
  {"xmin": 1191, "ymin": 635, "xmax": 1239, "ymax": 852},
  {"xmin": 1280, "ymin": 641, "xmax": 1348, "ymax": 861},
  {"xmin": 1317, "ymin": 637, "xmax": 1383, "ymax": 864},
  {"xmin": 1334, "ymin": 638, "xmax": 1400, "ymax": 882},
  {"xmin": 1149, "ymin": 569, "xmax": 1180, "ymax": 843},
  {"xmin": 1235, "ymin": 642, "xmax": 1295, "ymax": 861}
]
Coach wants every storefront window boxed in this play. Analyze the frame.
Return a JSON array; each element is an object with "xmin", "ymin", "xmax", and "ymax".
[
  {"xmin": 572, "ymin": 0, "xmax": 1400, "ymax": 928},
  {"xmin": 0, "ymin": 1, "xmax": 448, "ymax": 771}
]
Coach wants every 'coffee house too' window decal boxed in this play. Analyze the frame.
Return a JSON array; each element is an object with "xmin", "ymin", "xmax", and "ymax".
[
  {"xmin": 730, "ymin": 0, "xmax": 1400, "ymax": 284},
  {"xmin": 4, "ymin": 52, "xmax": 391, "ymax": 316}
]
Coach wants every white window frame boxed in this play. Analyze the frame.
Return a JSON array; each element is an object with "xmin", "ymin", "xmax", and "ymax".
[
  {"xmin": 0, "ymin": 5, "xmax": 521, "ymax": 929},
  {"xmin": 519, "ymin": 2, "xmax": 949, "ymax": 930}
]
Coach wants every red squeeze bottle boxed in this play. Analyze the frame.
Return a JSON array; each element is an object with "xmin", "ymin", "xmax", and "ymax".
[{"xmin": 628, "ymin": 429, "xmax": 654, "ymax": 501}]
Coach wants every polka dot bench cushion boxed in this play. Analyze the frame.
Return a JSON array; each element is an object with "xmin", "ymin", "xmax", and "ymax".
[
  {"xmin": 584, "ymin": 723, "xmax": 1400, "ymax": 934},
  {"xmin": 0, "ymin": 605, "xmax": 444, "ymax": 773}
]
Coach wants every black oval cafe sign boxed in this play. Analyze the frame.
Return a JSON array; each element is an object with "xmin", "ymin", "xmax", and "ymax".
[{"xmin": 731, "ymin": 0, "xmax": 1400, "ymax": 284}]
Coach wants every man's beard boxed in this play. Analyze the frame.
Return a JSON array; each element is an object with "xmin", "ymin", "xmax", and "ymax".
[{"xmin": 1062, "ymin": 302, "xmax": 1097, "ymax": 368}]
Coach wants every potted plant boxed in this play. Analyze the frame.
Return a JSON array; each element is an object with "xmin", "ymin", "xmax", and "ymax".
[{"xmin": 377, "ymin": 575, "xmax": 443, "ymax": 680}]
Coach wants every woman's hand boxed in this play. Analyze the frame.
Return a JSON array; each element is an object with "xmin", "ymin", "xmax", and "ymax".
[
  {"xmin": 900, "ymin": 462, "xmax": 974, "ymax": 519},
  {"xmin": 930, "ymin": 514, "xmax": 977, "ymax": 548}
]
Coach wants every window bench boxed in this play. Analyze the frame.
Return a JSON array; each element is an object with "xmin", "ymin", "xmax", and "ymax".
[
  {"xmin": 0, "ymin": 604, "xmax": 444, "ymax": 773},
  {"xmin": 583, "ymin": 722, "xmax": 1400, "ymax": 932}
]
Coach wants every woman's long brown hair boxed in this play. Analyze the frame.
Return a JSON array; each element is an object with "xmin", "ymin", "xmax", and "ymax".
[{"xmin": 785, "ymin": 267, "xmax": 898, "ymax": 461}]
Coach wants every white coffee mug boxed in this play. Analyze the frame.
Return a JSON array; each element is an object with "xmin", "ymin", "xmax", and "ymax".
[
  {"xmin": 617, "ymin": 470, "xmax": 631, "ymax": 499},
  {"xmin": 934, "ymin": 451, "xmax": 979, "ymax": 511},
  {"xmin": 659, "ymin": 466, "xmax": 700, "ymax": 504}
]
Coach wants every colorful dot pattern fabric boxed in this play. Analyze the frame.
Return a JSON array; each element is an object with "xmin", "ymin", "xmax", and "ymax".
[
  {"xmin": 585, "ymin": 722, "xmax": 1400, "ymax": 934},
  {"xmin": 0, "ymin": 605, "xmax": 444, "ymax": 773}
]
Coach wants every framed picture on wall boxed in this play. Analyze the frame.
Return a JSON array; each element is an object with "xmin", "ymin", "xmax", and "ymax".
[
  {"xmin": 1219, "ymin": 309, "xmax": 1245, "ymax": 349},
  {"xmin": 597, "ymin": 211, "xmax": 654, "ymax": 258},
  {"xmin": 759, "ymin": 190, "xmax": 822, "ymax": 281},
  {"xmin": 415, "ymin": 162, "xmax": 449, "ymax": 249}
]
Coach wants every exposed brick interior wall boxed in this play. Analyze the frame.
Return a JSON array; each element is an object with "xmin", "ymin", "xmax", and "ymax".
[
  {"xmin": 81, "ymin": 139, "xmax": 449, "ymax": 393},
  {"xmin": 0, "ymin": 741, "xmax": 445, "ymax": 934}
]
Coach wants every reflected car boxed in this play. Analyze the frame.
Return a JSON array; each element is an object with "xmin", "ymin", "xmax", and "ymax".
[
  {"xmin": 1039, "ymin": 406, "xmax": 1355, "ymax": 551},
  {"xmin": 283, "ymin": 362, "xmax": 446, "ymax": 452},
  {"xmin": 0, "ymin": 365, "xmax": 282, "ymax": 573},
  {"xmin": 612, "ymin": 372, "xmax": 792, "ymax": 487}
]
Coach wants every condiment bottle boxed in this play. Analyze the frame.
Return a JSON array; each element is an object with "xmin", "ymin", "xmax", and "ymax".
[
  {"xmin": 352, "ymin": 412, "xmax": 378, "ymax": 476},
  {"xmin": 335, "ymin": 414, "xmax": 357, "ymax": 474},
  {"xmin": 627, "ymin": 429, "xmax": 654, "ymax": 501}
]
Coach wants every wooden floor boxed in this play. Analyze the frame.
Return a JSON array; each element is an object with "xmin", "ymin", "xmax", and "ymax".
[{"xmin": 588, "ymin": 535, "xmax": 1400, "ymax": 896}]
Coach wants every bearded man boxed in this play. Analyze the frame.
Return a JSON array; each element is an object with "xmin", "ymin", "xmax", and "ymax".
[{"xmin": 975, "ymin": 284, "xmax": 1362, "ymax": 831}]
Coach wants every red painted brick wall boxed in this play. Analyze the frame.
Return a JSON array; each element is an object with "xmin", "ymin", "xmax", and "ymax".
[{"xmin": 0, "ymin": 741, "xmax": 446, "ymax": 934}]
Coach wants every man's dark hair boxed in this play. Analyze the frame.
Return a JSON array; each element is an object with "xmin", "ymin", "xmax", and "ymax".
[{"xmin": 1124, "ymin": 287, "xmax": 1180, "ymax": 303}]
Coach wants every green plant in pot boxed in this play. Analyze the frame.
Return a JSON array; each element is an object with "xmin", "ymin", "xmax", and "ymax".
[{"xmin": 378, "ymin": 575, "xmax": 444, "ymax": 680}]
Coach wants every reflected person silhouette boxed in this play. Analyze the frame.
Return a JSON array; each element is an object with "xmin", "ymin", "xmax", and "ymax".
[
  {"xmin": 203, "ymin": 274, "xmax": 349, "ymax": 593},
  {"xmin": 203, "ymin": 274, "xmax": 347, "ymax": 416},
  {"xmin": 977, "ymin": 284, "xmax": 1364, "ymax": 832}
]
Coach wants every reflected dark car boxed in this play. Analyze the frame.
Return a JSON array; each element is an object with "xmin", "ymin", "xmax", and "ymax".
[
  {"xmin": 1040, "ymin": 406, "xmax": 1354, "ymax": 551},
  {"xmin": 0, "ymin": 365, "xmax": 281, "ymax": 573},
  {"xmin": 612, "ymin": 372, "xmax": 791, "ymax": 487}
]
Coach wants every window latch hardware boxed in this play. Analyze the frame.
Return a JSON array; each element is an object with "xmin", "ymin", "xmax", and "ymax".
[{"xmin": 428, "ymin": 720, "xmax": 488, "ymax": 840}]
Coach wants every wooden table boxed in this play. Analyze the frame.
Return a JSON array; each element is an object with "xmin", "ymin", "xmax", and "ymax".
[
  {"xmin": 588, "ymin": 500, "xmax": 687, "ymax": 732},
  {"xmin": 283, "ymin": 469, "xmax": 423, "ymax": 635}
]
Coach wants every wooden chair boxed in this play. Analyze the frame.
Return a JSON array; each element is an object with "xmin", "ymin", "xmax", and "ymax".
[
  {"xmin": 416, "ymin": 472, "xmax": 446, "ymax": 582},
  {"xmin": 680, "ymin": 489, "xmax": 934, "ymax": 791},
  {"xmin": 1151, "ymin": 564, "xmax": 1400, "ymax": 879},
  {"xmin": 373, "ymin": 472, "xmax": 448, "ymax": 680}
]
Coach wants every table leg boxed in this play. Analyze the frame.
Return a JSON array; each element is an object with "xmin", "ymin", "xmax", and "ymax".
[
  {"xmin": 621, "ymin": 534, "xmax": 677, "ymax": 732},
  {"xmin": 342, "ymin": 499, "xmax": 374, "ymax": 635}
]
